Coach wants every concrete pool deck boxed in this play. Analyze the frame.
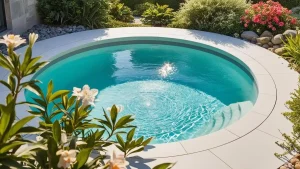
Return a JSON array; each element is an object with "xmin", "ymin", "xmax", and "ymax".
[{"xmin": 0, "ymin": 27, "xmax": 298, "ymax": 169}]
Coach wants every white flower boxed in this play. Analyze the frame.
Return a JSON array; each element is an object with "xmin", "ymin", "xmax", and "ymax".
[
  {"xmin": 106, "ymin": 105, "xmax": 124, "ymax": 113},
  {"xmin": 0, "ymin": 34, "xmax": 26, "ymax": 49},
  {"xmin": 72, "ymin": 85, "xmax": 98, "ymax": 107},
  {"xmin": 56, "ymin": 149, "xmax": 78, "ymax": 169},
  {"xmin": 36, "ymin": 136, "xmax": 43, "ymax": 142},
  {"xmin": 72, "ymin": 87, "xmax": 82, "ymax": 99},
  {"xmin": 110, "ymin": 150, "xmax": 128, "ymax": 169},
  {"xmin": 29, "ymin": 33, "xmax": 38, "ymax": 47},
  {"xmin": 61, "ymin": 132, "xmax": 67, "ymax": 144}
]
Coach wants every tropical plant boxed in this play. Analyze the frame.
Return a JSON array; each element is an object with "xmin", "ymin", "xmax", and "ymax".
[
  {"xmin": 37, "ymin": 0, "xmax": 109, "ymax": 28},
  {"xmin": 171, "ymin": 0, "xmax": 248, "ymax": 36},
  {"xmin": 282, "ymin": 31, "xmax": 300, "ymax": 72},
  {"xmin": 141, "ymin": 4, "xmax": 174, "ymax": 26},
  {"xmin": 275, "ymin": 79, "xmax": 300, "ymax": 158},
  {"xmin": 110, "ymin": 0, "xmax": 134, "ymax": 22},
  {"xmin": 133, "ymin": 2, "xmax": 155, "ymax": 16},
  {"xmin": 241, "ymin": 0, "xmax": 297, "ymax": 34},
  {"xmin": 0, "ymin": 34, "xmax": 175, "ymax": 169}
]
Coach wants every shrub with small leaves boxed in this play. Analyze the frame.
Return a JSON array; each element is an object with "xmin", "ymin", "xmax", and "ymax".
[
  {"xmin": 141, "ymin": 4, "xmax": 174, "ymax": 26},
  {"xmin": 110, "ymin": 0, "xmax": 134, "ymax": 22}
]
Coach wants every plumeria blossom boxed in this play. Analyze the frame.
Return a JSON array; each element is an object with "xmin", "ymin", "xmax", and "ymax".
[
  {"xmin": 29, "ymin": 33, "xmax": 38, "ymax": 47},
  {"xmin": 106, "ymin": 105, "xmax": 124, "ymax": 113},
  {"xmin": 109, "ymin": 150, "xmax": 129, "ymax": 169},
  {"xmin": 72, "ymin": 85, "xmax": 98, "ymax": 107},
  {"xmin": 0, "ymin": 34, "xmax": 26, "ymax": 49},
  {"xmin": 56, "ymin": 150, "xmax": 78, "ymax": 169},
  {"xmin": 36, "ymin": 135, "xmax": 43, "ymax": 142}
]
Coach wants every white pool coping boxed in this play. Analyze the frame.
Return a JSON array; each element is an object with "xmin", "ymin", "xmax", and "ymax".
[{"xmin": 0, "ymin": 27, "xmax": 297, "ymax": 169}]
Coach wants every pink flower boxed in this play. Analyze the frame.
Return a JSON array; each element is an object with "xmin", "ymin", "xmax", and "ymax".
[
  {"xmin": 272, "ymin": 27, "xmax": 276, "ymax": 31},
  {"xmin": 291, "ymin": 18, "xmax": 297, "ymax": 24},
  {"xmin": 273, "ymin": 16, "xmax": 279, "ymax": 23},
  {"xmin": 253, "ymin": 16, "xmax": 260, "ymax": 23},
  {"xmin": 278, "ymin": 22, "xmax": 284, "ymax": 27},
  {"xmin": 245, "ymin": 9, "xmax": 249, "ymax": 14},
  {"xmin": 244, "ymin": 23, "xmax": 248, "ymax": 28}
]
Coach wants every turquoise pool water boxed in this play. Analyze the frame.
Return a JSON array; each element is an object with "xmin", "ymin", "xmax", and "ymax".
[{"xmin": 26, "ymin": 39, "xmax": 258, "ymax": 144}]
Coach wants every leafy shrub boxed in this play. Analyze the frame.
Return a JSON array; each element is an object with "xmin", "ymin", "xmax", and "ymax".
[
  {"xmin": 241, "ymin": 0, "xmax": 297, "ymax": 34},
  {"xmin": 110, "ymin": 0, "xmax": 134, "ymax": 22},
  {"xmin": 79, "ymin": 0, "xmax": 110, "ymax": 28},
  {"xmin": 275, "ymin": 79, "xmax": 300, "ymax": 158},
  {"xmin": 37, "ymin": 0, "xmax": 109, "ymax": 28},
  {"xmin": 0, "ymin": 34, "xmax": 175, "ymax": 168},
  {"xmin": 133, "ymin": 2, "xmax": 155, "ymax": 16},
  {"xmin": 281, "ymin": 32, "xmax": 300, "ymax": 71},
  {"xmin": 141, "ymin": 4, "xmax": 174, "ymax": 26},
  {"xmin": 250, "ymin": 0, "xmax": 300, "ymax": 9},
  {"xmin": 171, "ymin": 0, "xmax": 248, "ymax": 36}
]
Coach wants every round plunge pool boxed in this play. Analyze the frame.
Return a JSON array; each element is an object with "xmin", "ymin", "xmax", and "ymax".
[{"xmin": 27, "ymin": 37, "xmax": 258, "ymax": 144}]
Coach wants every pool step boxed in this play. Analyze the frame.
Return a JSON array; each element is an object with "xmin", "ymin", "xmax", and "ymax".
[{"xmin": 204, "ymin": 101, "xmax": 253, "ymax": 134}]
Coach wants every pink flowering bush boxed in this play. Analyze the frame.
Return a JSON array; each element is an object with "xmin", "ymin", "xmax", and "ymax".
[{"xmin": 241, "ymin": 0, "xmax": 297, "ymax": 33}]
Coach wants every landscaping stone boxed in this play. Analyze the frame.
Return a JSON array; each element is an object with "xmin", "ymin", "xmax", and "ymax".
[
  {"xmin": 251, "ymin": 37, "xmax": 257, "ymax": 43},
  {"xmin": 272, "ymin": 34, "xmax": 284, "ymax": 45},
  {"xmin": 273, "ymin": 45, "xmax": 280, "ymax": 49},
  {"xmin": 241, "ymin": 31, "xmax": 259, "ymax": 40},
  {"xmin": 256, "ymin": 42, "xmax": 263, "ymax": 46},
  {"xmin": 268, "ymin": 48, "xmax": 275, "ymax": 52},
  {"xmin": 268, "ymin": 42, "xmax": 273, "ymax": 46},
  {"xmin": 274, "ymin": 47, "xmax": 286, "ymax": 55},
  {"xmin": 260, "ymin": 30, "xmax": 273, "ymax": 38},
  {"xmin": 283, "ymin": 30, "xmax": 297, "ymax": 38},
  {"xmin": 257, "ymin": 37, "xmax": 271, "ymax": 44},
  {"xmin": 262, "ymin": 44, "xmax": 269, "ymax": 48}
]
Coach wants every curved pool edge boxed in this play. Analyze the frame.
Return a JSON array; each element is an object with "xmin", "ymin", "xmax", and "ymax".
[{"xmin": 5, "ymin": 27, "xmax": 297, "ymax": 168}]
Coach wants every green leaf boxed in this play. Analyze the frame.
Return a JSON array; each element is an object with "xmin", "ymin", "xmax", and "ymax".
[
  {"xmin": 0, "ymin": 141, "xmax": 26, "ymax": 154},
  {"xmin": 142, "ymin": 137, "xmax": 153, "ymax": 146},
  {"xmin": 152, "ymin": 163, "xmax": 176, "ymax": 169},
  {"xmin": 135, "ymin": 136, "xmax": 144, "ymax": 145},
  {"xmin": 115, "ymin": 115, "xmax": 134, "ymax": 129},
  {"xmin": 24, "ymin": 83, "xmax": 43, "ymax": 97},
  {"xmin": 47, "ymin": 81, "xmax": 53, "ymax": 101},
  {"xmin": 17, "ymin": 126, "xmax": 44, "ymax": 134},
  {"xmin": 8, "ymin": 74, "xmax": 16, "ymax": 92},
  {"xmin": 21, "ymin": 46, "xmax": 32, "ymax": 73},
  {"xmin": 116, "ymin": 134, "xmax": 125, "ymax": 148},
  {"xmin": 0, "ymin": 104, "xmax": 13, "ymax": 140},
  {"xmin": 75, "ymin": 148, "xmax": 92, "ymax": 169},
  {"xmin": 49, "ymin": 90, "xmax": 69, "ymax": 101},
  {"xmin": 110, "ymin": 105, "xmax": 118, "ymax": 125},
  {"xmin": 47, "ymin": 137, "xmax": 59, "ymax": 169},
  {"xmin": 3, "ymin": 116, "xmax": 35, "ymax": 142},
  {"xmin": 127, "ymin": 128, "xmax": 135, "ymax": 141},
  {"xmin": 0, "ymin": 80, "xmax": 12, "ymax": 91},
  {"xmin": 52, "ymin": 120, "xmax": 61, "ymax": 144},
  {"xmin": 128, "ymin": 146, "xmax": 144, "ymax": 156},
  {"xmin": 0, "ymin": 158, "xmax": 27, "ymax": 169}
]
